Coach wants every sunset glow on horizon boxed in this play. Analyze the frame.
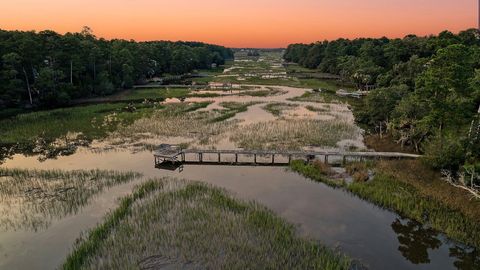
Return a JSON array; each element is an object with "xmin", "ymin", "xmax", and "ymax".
[{"xmin": 0, "ymin": 0, "xmax": 476, "ymax": 48}]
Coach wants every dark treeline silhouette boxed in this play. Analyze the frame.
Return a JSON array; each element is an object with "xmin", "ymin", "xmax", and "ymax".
[
  {"xmin": 0, "ymin": 27, "xmax": 233, "ymax": 108},
  {"xmin": 285, "ymin": 29, "xmax": 480, "ymax": 172}
]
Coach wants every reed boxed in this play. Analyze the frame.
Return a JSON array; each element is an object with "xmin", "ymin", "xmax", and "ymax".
[
  {"xmin": 230, "ymin": 119, "xmax": 361, "ymax": 150},
  {"xmin": 263, "ymin": 102, "xmax": 298, "ymax": 116},
  {"xmin": 290, "ymin": 160, "xmax": 480, "ymax": 249},
  {"xmin": 123, "ymin": 88, "xmax": 191, "ymax": 101},
  {"xmin": 0, "ymin": 168, "xmax": 140, "ymax": 231},
  {"xmin": 115, "ymin": 102, "xmax": 237, "ymax": 145},
  {"xmin": 63, "ymin": 178, "xmax": 351, "ymax": 270},
  {"xmin": 0, "ymin": 102, "xmax": 159, "ymax": 145}
]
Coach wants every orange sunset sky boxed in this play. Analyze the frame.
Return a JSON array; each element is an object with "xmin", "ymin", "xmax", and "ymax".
[{"xmin": 0, "ymin": 0, "xmax": 476, "ymax": 48}]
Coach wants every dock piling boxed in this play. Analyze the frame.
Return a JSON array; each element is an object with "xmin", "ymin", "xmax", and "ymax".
[{"xmin": 154, "ymin": 145, "xmax": 421, "ymax": 168}]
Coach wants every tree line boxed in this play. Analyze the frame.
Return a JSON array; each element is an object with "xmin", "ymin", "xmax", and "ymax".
[
  {"xmin": 285, "ymin": 29, "xmax": 480, "ymax": 176},
  {"xmin": 0, "ymin": 27, "xmax": 233, "ymax": 108}
]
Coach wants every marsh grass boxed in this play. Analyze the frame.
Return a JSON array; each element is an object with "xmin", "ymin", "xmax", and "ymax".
[
  {"xmin": 116, "ymin": 102, "xmax": 237, "ymax": 145},
  {"xmin": 290, "ymin": 160, "xmax": 480, "ymax": 249},
  {"xmin": 0, "ymin": 168, "xmax": 140, "ymax": 231},
  {"xmin": 238, "ymin": 88, "xmax": 287, "ymax": 97},
  {"xmin": 345, "ymin": 162, "xmax": 374, "ymax": 182},
  {"xmin": 123, "ymin": 88, "xmax": 191, "ymax": 101},
  {"xmin": 263, "ymin": 102, "xmax": 299, "ymax": 116},
  {"xmin": 306, "ymin": 105, "xmax": 329, "ymax": 112},
  {"xmin": 289, "ymin": 91, "xmax": 340, "ymax": 104},
  {"xmin": 230, "ymin": 119, "xmax": 361, "ymax": 150},
  {"xmin": 1, "ymin": 90, "xmax": 218, "ymax": 156},
  {"xmin": 0, "ymin": 102, "xmax": 159, "ymax": 145},
  {"xmin": 0, "ymin": 102, "xmax": 163, "ymax": 163},
  {"xmin": 210, "ymin": 101, "xmax": 262, "ymax": 122},
  {"xmin": 188, "ymin": 92, "xmax": 222, "ymax": 98},
  {"xmin": 63, "ymin": 178, "xmax": 351, "ymax": 270},
  {"xmin": 290, "ymin": 160, "xmax": 346, "ymax": 188},
  {"xmin": 348, "ymin": 173, "xmax": 480, "ymax": 249}
]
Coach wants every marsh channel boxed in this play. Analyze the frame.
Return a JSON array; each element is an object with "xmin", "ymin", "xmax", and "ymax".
[{"xmin": 0, "ymin": 52, "xmax": 476, "ymax": 270}]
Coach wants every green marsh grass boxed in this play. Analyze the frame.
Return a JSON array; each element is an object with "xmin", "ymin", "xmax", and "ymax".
[
  {"xmin": 63, "ymin": 178, "xmax": 351, "ymax": 270},
  {"xmin": 290, "ymin": 160, "xmax": 346, "ymax": 188},
  {"xmin": 306, "ymin": 105, "xmax": 330, "ymax": 112},
  {"xmin": 124, "ymin": 88, "xmax": 190, "ymax": 101},
  {"xmin": 210, "ymin": 101, "xmax": 262, "ymax": 122},
  {"xmin": 289, "ymin": 91, "xmax": 340, "ymax": 104},
  {"xmin": 0, "ymin": 102, "xmax": 159, "ymax": 145},
  {"xmin": 188, "ymin": 92, "xmax": 222, "ymax": 98},
  {"xmin": 238, "ymin": 88, "xmax": 287, "ymax": 97},
  {"xmin": 263, "ymin": 102, "xmax": 299, "ymax": 116},
  {"xmin": 290, "ymin": 160, "xmax": 480, "ymax": 249}
]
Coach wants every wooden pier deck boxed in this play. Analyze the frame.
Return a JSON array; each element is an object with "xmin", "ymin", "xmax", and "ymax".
[{"xmin": 154, "ymin": 145, "xmax": 420, "ymax": 167}]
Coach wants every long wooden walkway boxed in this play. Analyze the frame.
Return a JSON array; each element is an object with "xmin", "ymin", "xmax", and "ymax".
[{"xmin": 154, "ymin": 145, "xmax": 420, "ymax": 167}]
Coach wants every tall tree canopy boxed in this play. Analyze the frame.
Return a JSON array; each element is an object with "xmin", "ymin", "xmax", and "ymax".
[
  {"xmin": 0, "ymin": 28, "xmax": 233, "ymax": 108},
  {"xmin": 285, "ymin": 29, "xmax": 480, "ymax": 171}
]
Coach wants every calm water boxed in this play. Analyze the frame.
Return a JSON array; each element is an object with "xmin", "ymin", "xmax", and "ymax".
[
  {"xmin": 0, "ymin": 67, "xmax": 477, "ymax": 269},
  {"xmin": 0, "ymin": 149, "xmax": 477, "ymax": 270}
]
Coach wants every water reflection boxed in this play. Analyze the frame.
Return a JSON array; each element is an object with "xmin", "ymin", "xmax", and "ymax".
[
  {"xmin": 450, "ymin": 245, "xmax": 480, "ymax": 270},
  {"xmin": 1, "ymin": 150, "xmax": 479, "ymax": 270},
  {"xmin": 390, "ymin": 218, "xmax": 480, "ymax": 269},
  {"xmin": 0, "ymin": 134, "xmax": 91, "ymax": 164},
  {"xmin": 391, "ymin": 218, "xmax": 442, "ymax": 264}
]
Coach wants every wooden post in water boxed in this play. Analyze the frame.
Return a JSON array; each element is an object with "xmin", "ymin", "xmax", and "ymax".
[
  {"xmin": 218, "ymin": 153, "xmax": 221, "ymax": 163},
  {"xmin": 199, "ymin": 153, "xmax": 203, "ymax": 163},
  {"xmin": 235, "ymin": 154, "xmax": 238, "ymax": 163},
  {"xmin": 254, "ymin": 154, "xmax": 257, "ymax": 164},
  {"xmin": 271, "ymin": 154, "xmax": 275, "ymax": 164}
]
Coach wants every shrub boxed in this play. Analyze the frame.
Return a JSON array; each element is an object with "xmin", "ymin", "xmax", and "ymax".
[
  {"xmin": 422, "ymin": 134, "xmax": 466, "ymax": 171},
  {"xmin": 353, "ymin": 171, "xmax": 369, "ymax": 182},
  {"xmin": 346, "ymin": 162, "xmax": 371, "ymax": 182},
  {"xmin": 312, "ymin": 160, "xmax": 334, "ymax": 176}
]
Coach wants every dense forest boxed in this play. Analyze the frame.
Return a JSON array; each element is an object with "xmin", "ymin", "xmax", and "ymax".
[
  {"xmin": 0, "ymin": 27, "xmax": 233, "ymax": 108},
  {"xmin": 285, "ymin": 29, "xmax": 480, "ymax": 175}
]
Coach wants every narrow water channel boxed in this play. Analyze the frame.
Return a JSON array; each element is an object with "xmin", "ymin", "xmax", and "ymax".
[{"xmin": 0, "ymin": 149, "xmax": 475, "ymax": 270}]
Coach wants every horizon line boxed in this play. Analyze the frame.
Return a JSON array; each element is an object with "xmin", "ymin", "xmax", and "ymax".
[{"xmin": 1, "ymin": 26, "xmax": 477, "ymax": 49}]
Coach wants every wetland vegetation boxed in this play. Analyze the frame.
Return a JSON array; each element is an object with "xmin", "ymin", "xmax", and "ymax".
[
  {"xmin": 285, "ymin": 29, "xmax": 480, "ymax": 180},
  {"xmin": 290, "ymin": 160, "xmax": 480, "ymax": 254},
  {"xmin": 0, "ymin": 168, "xmax": 140, "ymax": 231},
  {"xmin": 231, "ymin": 119, "xmax": 361, "ymax": 150},
  {"xmin": 1, "ymin": 38, "xmax": 479, "ymax": 269},
  {"xmin": 63, "ymin": 178, "xmax": 351, "ymax": 270}
]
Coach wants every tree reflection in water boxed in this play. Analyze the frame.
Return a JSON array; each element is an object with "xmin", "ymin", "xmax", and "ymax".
[
  {"xmin": 391, "ymin": 218, "xmax": 442, "ymax": 264},
  {"xmin": 450, "ymin": 245, "xmax": 480, "ymax": 270},
  {"xmin": 0, "ymin": 132, "xmax": 92, "ymax": 164},
  {"xmin": 392, "ymin": 218, "xmax": 480, "ymax": 269}
]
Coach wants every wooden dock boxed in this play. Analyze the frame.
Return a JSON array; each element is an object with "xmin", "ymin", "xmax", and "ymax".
[{"xmin": 154, "ymin": 144, "xmax": 420, "ymax": 167}]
